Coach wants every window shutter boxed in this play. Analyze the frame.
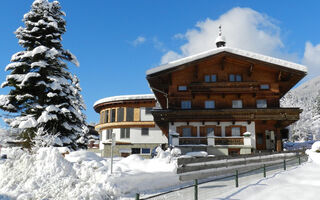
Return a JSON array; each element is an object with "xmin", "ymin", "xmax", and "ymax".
[
  {"xmin": 200, "ymin": 126, "xmax": 206, "ymax": 137},
  {"xmin": 215, "ymin": 126, "xmax": 222, "ymax": 136},
  {"xmin": 176, "ymin": 127, "xmax": 183, "ymax": 137},
  {"xmin": 192, "ymin": 127, "xmax": 197, "ymax": 137},
  {"xmin": 226, "ymin": 126, "xmax": 232, "ymax": 137},
  {"xmin": 240, "ymin": 126, "xmax": 247, "ymax": 136}
]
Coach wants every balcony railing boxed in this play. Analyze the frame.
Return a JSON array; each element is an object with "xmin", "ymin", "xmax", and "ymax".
[
  {"xmin": 215, "ymin": 137, "xmax": 244, "ymax": 145},
  {"xmin": 179, "ymin": 137, "xmax": 208, "ymax": 145},
  {"xmin": 177, "ymin": 137, "xmax": 246, "ymax": 146}
]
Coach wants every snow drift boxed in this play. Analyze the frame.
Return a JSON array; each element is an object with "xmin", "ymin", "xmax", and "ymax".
[{"xmin": 0, "ymin": 147, "xmax": 179, "ymax": 199}]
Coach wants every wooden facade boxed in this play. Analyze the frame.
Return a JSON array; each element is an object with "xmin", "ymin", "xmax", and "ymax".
[{"xmin": 147, "ymin": 49, "xmax": 306, "ymax": 155}]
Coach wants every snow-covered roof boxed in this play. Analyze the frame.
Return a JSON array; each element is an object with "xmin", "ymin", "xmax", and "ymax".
[
  {"xmin": 146, "ymin": 47, "xmax": 308, "ymax": 75},
  {"xmin": 94, "ymin": 94, "xmax": 155, "ymax": 107}
]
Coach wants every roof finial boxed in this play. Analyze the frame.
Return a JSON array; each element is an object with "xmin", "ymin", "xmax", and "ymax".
[{"xmin": 215, "ymin": 25, "xmax": 226, "ymax": 48}]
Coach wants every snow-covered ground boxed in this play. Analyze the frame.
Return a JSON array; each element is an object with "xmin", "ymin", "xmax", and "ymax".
[
  {"xmin": 0, "ymin": 147, "xmax": 179, "ymax": 200},
  {"xmin": 0, "ymin": 142, "xmax": 320, "ymax": 200}
]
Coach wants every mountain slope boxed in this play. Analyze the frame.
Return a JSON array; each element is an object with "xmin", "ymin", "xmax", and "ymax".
[{"xmin": 281, "ymin": 76, "xmax": 320, "ymax": 141}]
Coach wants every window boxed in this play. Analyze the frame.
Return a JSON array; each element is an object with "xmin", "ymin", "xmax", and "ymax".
[
  {"xmin": 117, "ymin": 108, "xmax": 124, "ymax": 122},
  {"xmin": 106, "ymin": 129, "xmax": 113, "ymax": 139},
  {"xmin": 260, "ymin": 84, "xmax": 270, "ymax": 90},
  {"xmin": 182, "ymin": 127, "xmax": 192, "ymax": 137},
  {"xmin": 232, "ymin": 100, "xmax": 243, "ymax": 108},
  {"xmin": 204, "ymin": 74, "xmax": 217, "ymax": 82},
  {"xmin": 181, "ymin": 100, "xmax": 191, "ymax": 109},
  {"xmin": 141, "ymin": 128, "xmax": 149, "ymax": 136},
  {"xmin": 131, "ymin": 148, "xmax": 140, "ymax": 154},
  {"xmin": 145, "ymin": 107, "xmax": 152, "ymax": 115},
  {"xmin": 232, "ymin": 127, "xmax": 241, "ymax": 136},
  {"xmin": 229, "ymin": 74, "xmax": 235, "ymax": 82},
  {"xmin": 257, "ymin": 99, "xmax": 267, "ymax": 108},
  {"xmin": 207, "ymin": 127, "xmax": 215, "ymax": 137},
  {"xmin": 111, "ymin": 109, "xmax": 116, "ymax": 122},
  {"xmin": 120, "ymin": 128, "xmax": 130, "ymax": 138},
  {"xmin": 126, "ymin": 107, "xmax": 134, "ymax": 121},
  {"xmin": 257, "ymin": 134, "xmax": 263, "ymax": 145},
  {"xmin": 204, "ymin": 75, "xmax": 210, "ymax": 82},
  {"xmin": 104, "ymin": 110, "xmax": 109, "ymax": 123},
  {"xmin": 100, "ymin": 111, "xmax": 104, "ymax": 123},
  {"xmin": 141, "ymin": 148, "xmax": 150, "ymax": 154},
  {"xmin": 178, "ymin": 85, "xmax": 187, "ymax": 91},
  {"xmin": 205, "ymin": 100, "xmax": 215, "ymax": 109},
  {"xmin": 229, "ymin": 74, "xmax": 242, "ymax": 82}
]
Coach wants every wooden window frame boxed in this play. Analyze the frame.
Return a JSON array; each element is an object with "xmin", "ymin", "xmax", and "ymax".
[
  {"xmin": 260, "ymin": 84, "xmax": 270, "ymax": 90},
  {"xmin": 205, "ymin": 100, "xmax": 215, "ymax": 109}
]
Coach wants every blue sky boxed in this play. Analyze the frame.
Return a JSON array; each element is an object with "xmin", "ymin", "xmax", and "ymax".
[{"xmin": 1, "ymin": 0, "xmax": 320, "ymax": 125}]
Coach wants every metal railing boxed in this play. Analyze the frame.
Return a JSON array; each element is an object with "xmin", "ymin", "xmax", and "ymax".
[{"xmin": 136, "ymin": 155, "xmax": 307, "ymax": 200}]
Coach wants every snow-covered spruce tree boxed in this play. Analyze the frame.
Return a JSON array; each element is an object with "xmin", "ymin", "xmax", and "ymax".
[{"xmin": 0, "ymin": 0, "xmax": 88, "ymax": 150}]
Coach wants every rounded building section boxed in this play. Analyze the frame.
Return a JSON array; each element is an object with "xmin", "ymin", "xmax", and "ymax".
[{"xmin": 94, "ymin": 94, "xmax": 167, "ymax": 158}]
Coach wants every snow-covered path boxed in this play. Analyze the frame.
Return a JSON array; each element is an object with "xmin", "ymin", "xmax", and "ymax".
[{"xmin": 144, "ymin": 157, "xmax": 318, "ymax": 200}]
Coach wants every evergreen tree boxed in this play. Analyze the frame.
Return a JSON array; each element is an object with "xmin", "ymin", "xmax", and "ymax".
[{"xmin": 0, "ymin": 0, "xmax": 87, "ymax": 150}]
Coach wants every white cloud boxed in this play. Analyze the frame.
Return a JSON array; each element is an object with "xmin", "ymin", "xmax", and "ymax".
[
  {"xmin": 161, "ymin": 7, "xmax": 284, "ymax": 64},
  {"xmin": 132, "ymin": 36, "xmax": 146, "ymax": 46},
  {"xmin": 302, "ymin": 42, "xmax": 320, "ymax": 79}
]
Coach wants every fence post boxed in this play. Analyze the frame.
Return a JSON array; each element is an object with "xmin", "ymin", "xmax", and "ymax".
[
  {"xmin": 283, "ymin": 158, "xmax": 286, "ymax": 170},
  {"xmin": 135, "ymin": 193, "xmax": 140, "ymax": 200},
  {"xmin": 235, "ymin": 170, "xmax": 239, "ymax": 188},
  {"xmin": 263, "ymin": 164, "xmax": 266, "ymax": 178},
  {"xmin": 298, "ymin": 156, "xmax": 301, "ymax": 165},
  {"xmin": 194, "ymin": 179, "xmax": 198, "ymax": 200}
]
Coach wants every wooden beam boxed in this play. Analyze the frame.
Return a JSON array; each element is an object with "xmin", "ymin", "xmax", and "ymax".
[
  {"xmin": 278, "ymin": 71, "xmax": 282, "ymax": 81},
  {"xmin": 221, "ymin": 57, "xmax": 225, "ymax": 70},
  {"xmin": 248, "ymin": 64, "xmax": 254, "ymax": 76}
]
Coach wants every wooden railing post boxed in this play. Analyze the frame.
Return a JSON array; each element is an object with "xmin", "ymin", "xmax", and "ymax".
[
  {"xmin": 283, "ymin": 158, "xmax": 286, "ymax": 170},
  {"xmin": 298, "ymin": 156, "xmax": 301, "ymax": 165},
  {"xmin": 263, "ymin": 164, "xmax": 266, "ymax": 178}
]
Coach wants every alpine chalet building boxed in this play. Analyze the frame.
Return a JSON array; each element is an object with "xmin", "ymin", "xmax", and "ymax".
[{"xmin": 146, "ymin": 30, "xmax": 307, "ymax": 155}]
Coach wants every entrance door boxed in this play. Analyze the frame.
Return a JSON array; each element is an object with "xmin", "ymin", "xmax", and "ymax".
[{"xmin": 256, "ymin": 133, "xmax": 266, "ymax": 150}]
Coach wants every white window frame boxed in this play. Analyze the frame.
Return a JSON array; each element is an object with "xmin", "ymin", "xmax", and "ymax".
[
  {"xmin": 232, "ymin": 127, "xmax": 241, "ymax": 137},
  {"xmin": 205, "ymin": 100, "xmax": 215, "ymax": 109},
  {"xmin": 232, "ymin": 100, "xmax": 243, "ymax": 108},
  {"xmin": 207, "ymin": 127, "xmax": 215, "ymax": 137}
]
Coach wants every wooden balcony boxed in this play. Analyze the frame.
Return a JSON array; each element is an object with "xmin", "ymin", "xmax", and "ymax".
[
  {"xmin": 177, "ymin": 137, "xmax": 245, "ymax": 146},
  {"xmin": 215, "ymin": 137, "xmax": 244, "ymax": 145},
  {"xmin": 179, "ymin": 137, "xmax": 208, "ymax": 145},
  {"xmin": 188, "ymin": 82, "xmax": 260, "ymax": 94},
  {"xmin": 152, "ymin": 108, "xmax": 302, "ymax": 125}
]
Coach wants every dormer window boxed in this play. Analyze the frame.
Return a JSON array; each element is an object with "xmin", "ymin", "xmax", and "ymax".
[
  {"xmin": 204, "ymin": 74, "xmax": 217, "ymax": 82},
  {"xmin": 229, "ymin": 74, "xmax": 242, "ymax": 82},
  {"xmin": 178, "ymin": 85, "xmax": 187, "ymax": 91}
]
